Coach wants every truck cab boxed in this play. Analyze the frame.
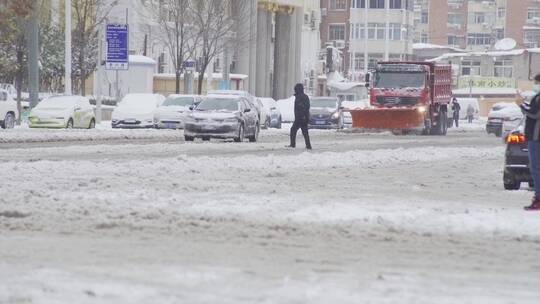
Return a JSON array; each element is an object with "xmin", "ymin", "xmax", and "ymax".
[{"xmin": 352, "ymin": 61, "xmax": 451, "ymax": 135}]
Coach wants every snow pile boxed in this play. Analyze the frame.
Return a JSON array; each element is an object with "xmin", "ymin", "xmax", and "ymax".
[{"xmin": 0, "ymin": 128, "xmax": 183, "ymax": 143}]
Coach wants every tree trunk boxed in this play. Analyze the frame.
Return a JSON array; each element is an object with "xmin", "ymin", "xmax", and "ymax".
[
  {"xmin": 16, "ymin": 49, "xmax": 23, "ymax": 125},
  {"xmin": 80, "ymin": 35, "xmax": 86, "ymax": 95},
  {"xmin": 197, "ymin": 68, "xmax": 205, "ymax": 95},
  {"xmin": 176, "ymin": 70, "xmax": 181, "ymax": 94}
]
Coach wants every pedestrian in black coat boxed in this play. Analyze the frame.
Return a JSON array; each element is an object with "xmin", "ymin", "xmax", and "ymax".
[
  {"xmin": 288, "ymin": 83, "xmax": 312, "ymax": 150},
  {"xmin": 451, "ymin": 97, "xmax": 461, "ymax": 128}
]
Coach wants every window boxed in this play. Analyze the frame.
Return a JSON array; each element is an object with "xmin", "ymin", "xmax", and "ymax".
[
  {"xmin": 494, "ymin": 28, "xmax": 505, "ymax": 40},
  {"xmin": 329, "ymin": 24, "xmax": 346, "ymax": 41},
  {"xmin": 367, "ymin": 23, "xmax": 386, "ymax": 40},
  {"xmin": 448, "ymin": 35, "xmax": 462, "ymax": 46},
  {"xmin": 351, "ymin": 0, "xmax": 366, "ymax": 8},
  {"xmin": 494, "ymin": 59, "xmax": 513, "ymax": 78},
  {"xmin": 390, "ymin": 0, "xmax": 402, "ymax": 9},
  {"xmin": 421, "ymin": 33, "xmax": 428, "ymax": 43},
  {"xmin": 390, "ymin": 23, "xmax": 403, "ymax": 40},
  {"xmin": 527, "ymin": 8, "xmax": 540, "ymax": 21},
  {"xmin": 470, "ymin": 12, "xmax": 485, "ymax": 24},
  {"xmin": 467, "ymin": 33, "xmax": 492, "ymax": 45},
  {"xmin": 329, "ymin": 0, "xmax": 347, "ymax": 10},
  {"xmin": 421, "ymin": 12, "xmax": 428, "ymax": 24},
  {"xmin": 369, "ymin": 0, "xmax": 385, "ymax": 9},
  {"xmin": 497, "ymin": 7, "xmax": 506, "ymax": 19},
  {"xmin": 461, "ymin": 60, "xmax": 481, "ymax": 76},
  {"xmin": 524, "ymin": 29, "xmax": 540, "ymax": 48},
  {"xmin": 350, "ymin": 23, "xmax": 365, "ymax": 40},
  {"xmin": 448, "ymin": 13, "xmax": 463, "ymax": 25}
]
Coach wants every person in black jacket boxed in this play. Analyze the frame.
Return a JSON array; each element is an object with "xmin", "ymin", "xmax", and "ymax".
[
  {"xmin": 520, "ymin": 73, "xmax": 540, "ymax": 211},
  {"xmin": 288, "ymin": 83, "xmax": 312, "ymax": 150},
  {"xmin": 451, "ymin": 97, "xmax": 461, "ymax": 128}
]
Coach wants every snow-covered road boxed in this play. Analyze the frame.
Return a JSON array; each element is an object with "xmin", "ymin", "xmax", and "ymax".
[{"xmin": 1, "ymin": 124, "xmax": 539, "ymax": 303}]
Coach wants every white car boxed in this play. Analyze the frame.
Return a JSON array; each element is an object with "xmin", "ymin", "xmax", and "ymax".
[
  {"xmin": 259, "ymin": 97, "xmax": 282, "ymax": 129},
  {"xmin": 486, "ymin": 102, "xmax": 523, "ymax": 137},
  {"xmin": 111, "ymin": 93, "xmax": 165, "ymax": 128},
  {"xmin": 208, "ymin": 90, "xmax": 261, "ymax": 121},
  {"xmin": 28, "ymin": 95, "xmax": 95, "ymax": 129},
  {"xmin": 154, "ymin": 94, "xmax": 203, "ymax": 129},
  {"xmin": 0, "ymin": 89, "xmax": 18, "ymax": 129}
]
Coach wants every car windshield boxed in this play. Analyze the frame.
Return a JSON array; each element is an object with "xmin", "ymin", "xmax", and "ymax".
[
  {"xmin": 374, "ymin": 72, "xmax": 425, "ymax": 88},
  {"xmin": 36, "ymin": 96, "xmax": 77, "ymax": 109},
  {"xmin": 162, "ymin": 96, "xmax": 194, "ymax": 107},
  {"xmin": 197, "ymin": 98, "xmax": 239, "ymax": 111},
  {"xmin": 311, "ymin": 98, "xmax": 337, "ymax": 108}
]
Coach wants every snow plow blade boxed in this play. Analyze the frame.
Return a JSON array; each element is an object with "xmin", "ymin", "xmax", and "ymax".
[{"xmin": 349, "ymin": 108, "xmax": 424, "ymax": 130}]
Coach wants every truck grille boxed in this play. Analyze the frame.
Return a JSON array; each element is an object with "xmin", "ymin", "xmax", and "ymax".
[{"xmin": 376, "ymin": 96, "xmax": 419, "ymax": 106}]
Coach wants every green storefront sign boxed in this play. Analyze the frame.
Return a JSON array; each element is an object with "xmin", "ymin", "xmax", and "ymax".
[{"xmin": 458, "ymin": 76, "xmax": 516, "ymax": 89}]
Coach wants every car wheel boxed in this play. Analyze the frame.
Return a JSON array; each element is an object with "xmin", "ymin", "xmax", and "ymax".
[
  {"xmin": 503, "ymin": 172, "xmax": 520, "ymax": 190},
  {"xmin": 495, "ymin": 129, "xmax": 502, "ymax": 137},
  {"xmin": 234, "ymin": 124, "xmax": 244, "ymax": 142},
  {"xmin": 529, "ymin": 181, "xmax": 535, "ymax": 188},
  {"xmin": 439, "ymin": 111, "xmax": 448, "ymax": 135},
  {"xmin": 249, "ymin": 124, "xmax": 259, "ymax": 142},
  {"xmin": 2, "ymin": 112, "xmax": 15, "ymax": 129},
  {"xmin": 66, "ymin": 118, "xmax": 74, "ymax": 129},
  {"xmin": 184, "ymin": 135, "xmax": 195, "ymax": 141},
  {"xmin": 276, "ymin": 117, "xmax": 282, "ymax": 129},
  {"xmin": 88, "ymin": 119, "xmax": 95, "ymax": 129},
  {"xmin": 202, "ymin": 137, "xmax": 210, "ymax": 141},
  {"xmin": 263, "ymin": 117, "xmax": 270, "ymax": 129}
]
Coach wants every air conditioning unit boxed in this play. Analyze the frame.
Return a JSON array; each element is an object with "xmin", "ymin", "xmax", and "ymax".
[
  {"xmin": 321, "ymin": 8, "xmax": 327, "ymax": 16},
  {"xmin": 482, "ymin": 0, "xmax": 495, "ymax": 6},
  {"xmin": 311, "ymin": 10, "xmax": 321, "ymax": 22},
  {"xmin": 482, "ymin": 22, "xmax": 490, "ymax": 28},
  {"xmin": 335, "ymin": 40, "xmax": 346, "ymax": 49}
]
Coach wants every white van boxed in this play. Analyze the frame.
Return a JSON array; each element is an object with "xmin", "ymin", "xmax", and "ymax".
[{"xmin": 0, "ymin": 89, "xmax": 18, "ymax": 129}]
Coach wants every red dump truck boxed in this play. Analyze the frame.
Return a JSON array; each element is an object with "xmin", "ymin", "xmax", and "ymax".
[{"xmin": 349, "ymin": 61, "xmax": 452, "ymax": 135}]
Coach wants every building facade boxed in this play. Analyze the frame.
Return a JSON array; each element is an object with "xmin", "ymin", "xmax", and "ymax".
[{"xmin": 414, "ymin": 0, "xmax": 540, "ymax": 50}]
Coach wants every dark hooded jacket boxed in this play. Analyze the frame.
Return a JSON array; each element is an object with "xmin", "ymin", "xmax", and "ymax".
[
  {"xmin": 521, "ymin": 93, "xmax": 540, "ymax": 142},
  {"xmin": 294, "ymin": 84, "xmax": 310, "ymax": 123}
]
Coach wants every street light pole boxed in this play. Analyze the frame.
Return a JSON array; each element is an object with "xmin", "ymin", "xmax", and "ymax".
[{"xmin": 65, "ymin": 0, "xmax": 72, "ymax": 95}]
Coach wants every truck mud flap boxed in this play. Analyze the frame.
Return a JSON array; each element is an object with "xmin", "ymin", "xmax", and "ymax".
[{"xmin": 349, "ymin": 108, "xmax": 425, "ymax": 130}]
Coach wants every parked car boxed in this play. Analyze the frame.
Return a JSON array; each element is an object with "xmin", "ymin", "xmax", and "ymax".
[
  {"xmin": 486, "ymin": 102, "xmax": 522, "ymax": 137},
  {"xmin": 111, "ymin": 93, "xmax": 165, "ymax": 128},
  {"xmin": 259, "ymin": 97, "xmax": 282, "ymax": 129},
  {"xmin": 28, "ymin": 95, "xmax": 95, "ymax": 129},
  {"xmin": 503, "ymin": 118, "xmax": 532, "ymax": 190},
  {"xmin": 308, "ymin": 97, "xmax": 344, "ymax": 129},
  {"xmin": 183, "ymin": 95, "xmax": 259, "ymax": 142},
  {"xmin": 207, "ymin": 90, "xmax": 261, "ymax": 121},
  {"xmin": 276, "ymin": 96, "xmax": 295, "ymax": 123},
  {"xmin": 0, "ymin": 83, "xmax": 17, "ymax": 97},
  {"xmin": 154, "ymin": 94, "xmax": 203, "ymax": 129},
  {"xmin": 0, "ymin": 89, "xmax": 18, "ymax": 129},
  {"xmin": 341, "ymin": 99, "xmax": 370, "ymax": 128}
]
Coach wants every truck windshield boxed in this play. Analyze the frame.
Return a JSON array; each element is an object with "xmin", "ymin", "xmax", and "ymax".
[{"xmin": 374, "ymin": 72, "xmax": 425, "ymax": 89}]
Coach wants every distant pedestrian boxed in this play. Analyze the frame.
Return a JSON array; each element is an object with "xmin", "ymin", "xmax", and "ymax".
[
  {"xmin": 287, "ymin": 83, "xmax": 312, "ymax": 150},
  {"xmin": 520, "ymin": 73, "xmax": 540, "ymax": 211},
  {"xmin": 451, "ymin": 97, "xmax": 461, "ymax": 128},
  {"xmin": 466, "ymin": 104, "xmax": 475, "ymax": 123}
]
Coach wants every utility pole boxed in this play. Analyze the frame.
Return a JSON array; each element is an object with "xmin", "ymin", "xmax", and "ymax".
[
  {"xmin": 363, "ymin": 0, "xmax": 368, "ymax": 74},
  {"xmin": 27, "ymin": 2, "xmax": 39, "ymax": 108},
  {"xmin": 65, "ymin": 0, "xmax": 72, "ymax": 95},
  {"xmin": 384, "ymin": 0, "xmax": 390, "ymax": 61}
]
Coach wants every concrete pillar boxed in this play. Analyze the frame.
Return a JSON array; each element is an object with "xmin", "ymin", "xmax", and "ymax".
[
  {"xmin": 273, "ymin": 11, "xmax": 291, "ymax": 100},
  {"xmin": 236, "ymin": 0, "xmax": 257, "ymax": 94},
  {"xmin": 273, "ymin": 7, "xmax": 303, "ymax": 100},
  {"xmin": 256, "ymin": 8, "xmax": 273, "ymax": 97}
]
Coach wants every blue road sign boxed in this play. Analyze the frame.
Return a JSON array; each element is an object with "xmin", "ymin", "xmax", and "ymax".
[{"xmin": 106, "ymin": 24, "xmax": 129, "ymax": 70}]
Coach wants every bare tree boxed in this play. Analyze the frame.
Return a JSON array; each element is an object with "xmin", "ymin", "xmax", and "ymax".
[
  {"xmin": 71, "ymin": 0, "xmax": 117, "ymax": 95},
  {"xmin": 144, "ymin": 0, "xmax": 196, "ymax": 94},
  {"xmin": 0, "ymin": 0, "xmax": 33, "ymax": 124},
  {"xmin": 191, "ymin": 0, "xmax": 252, "ymax": 94}
]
